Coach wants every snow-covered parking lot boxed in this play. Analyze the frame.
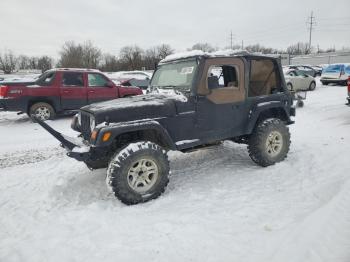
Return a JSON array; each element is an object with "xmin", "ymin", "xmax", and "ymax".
[{"xmin": 1, "ymin": 81, "xmax": 350, "ymax": 262}]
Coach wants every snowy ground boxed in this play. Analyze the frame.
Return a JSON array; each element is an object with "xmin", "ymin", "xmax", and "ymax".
[{"xmin": 1, "ymin": 81, "xmax": 350, "ymax": 262}]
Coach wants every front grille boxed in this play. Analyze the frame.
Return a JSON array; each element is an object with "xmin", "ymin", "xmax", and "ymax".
[{"xmin": 81, "ymin": 112, "xmax": 91, "ymax": 140}]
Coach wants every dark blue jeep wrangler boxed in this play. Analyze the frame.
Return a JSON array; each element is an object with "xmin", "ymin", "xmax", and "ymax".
[{"xmin": 36, "ymin": 52, "xmax": 295, "ymax": 205}]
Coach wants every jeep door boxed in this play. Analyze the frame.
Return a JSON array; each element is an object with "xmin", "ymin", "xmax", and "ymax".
[
  {"xmin": 195, "ymin": 57, "xmax": 246, "ymax": 140},
  {"xmin": 60, "ymin": 72, "xmax": 87, "ymax": 109},
  {"xmin": 87, "ymin": 73, "xmax": 118, "ymax": 104}
]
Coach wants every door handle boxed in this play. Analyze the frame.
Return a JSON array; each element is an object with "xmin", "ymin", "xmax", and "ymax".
[
  {"xmin": 89, "ymin": 90, "xmax": 95, "ymax": 93},
  {"xmin": 63, "ymin": 90, "xmax": 70, "ymax": 93}
]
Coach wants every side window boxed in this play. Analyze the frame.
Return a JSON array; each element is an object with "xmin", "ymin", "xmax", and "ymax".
[
  {"xmin": 249, "ymin": 59, "xmax": 280, "ymax": 97},
  {"xmin": 207, "ymin": 65, "xmax": 239, "ymax": 90},
  {"xmin": 62, "ymin": 72, "xmax": 84, "ymax": 87},
  {"xmin": 88, "ymin": 73, "xmax": 109, "ymax": 87}
]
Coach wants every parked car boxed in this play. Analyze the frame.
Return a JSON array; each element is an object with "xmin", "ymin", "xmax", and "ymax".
[
  {"xmin": 0, "ymin": 68, "xmax": 143, "ymax": 120},
  {"xmin": 320, "ymin": 63, "xmax": 350, "ymax": 86},
  {"xmin": 284, "ymin": 69, "xmax": 316, "ymax": 91},
  {"xmin": 285, "ymin": 65, "xmax": 317, "ymax": 77},
  {"xmin": 310, "ymin": 65, "xmax": 323, "ymax": 76},
  {"xmin": 118, "ymin": 78, "xmax": 150, "ymax": 91},
  {"xmin": 35, "ymin": 52, "xmax": 295, "ymax": 205}
]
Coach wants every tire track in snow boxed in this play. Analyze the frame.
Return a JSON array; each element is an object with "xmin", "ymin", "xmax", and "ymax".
[{"xmin": 0, "ymin": 146, "xmax": 65, "ymax": 168}]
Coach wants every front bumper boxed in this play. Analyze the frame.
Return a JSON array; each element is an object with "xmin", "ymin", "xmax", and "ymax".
[{"xmin": 34, "ymin": 116, "xmax": 92, "ymax": 161}]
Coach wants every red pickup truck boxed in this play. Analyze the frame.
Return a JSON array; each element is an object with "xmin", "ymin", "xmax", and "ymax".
[{"xmin": 0, "ymin": 68, "xmax": 143, "ymax": 120}]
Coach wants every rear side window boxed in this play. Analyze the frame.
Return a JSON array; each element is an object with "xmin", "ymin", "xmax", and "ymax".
[
  {"xmin": 249, "ymin": 59, "xmax": 280, "ymax": 97},
  {"xmin": 88, "ymin": 73, "xmax": 109, "ymax": 87},
  {"xmin": 36, "ymin": 71, "xmax": 55, "ymax": 86},
  {"xmin": 62, "ymin": 72, "xmax": 84, "ymax": 87}
]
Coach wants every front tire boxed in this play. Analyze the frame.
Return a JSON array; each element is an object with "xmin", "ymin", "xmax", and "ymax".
[
  {"xmin": 29, "ymin": 102, "xmax": 55, "ymax": 121},
  {"xmin": 248, "ymin": 118, "xmax": 291, "ymax": 167},
  {"xmin": 309, "ymin": 81, "xmax": 316, "ymax": 91},
  {"xmin": 106, "ymin": 141, "xmax": 170, "ymax": 205}
]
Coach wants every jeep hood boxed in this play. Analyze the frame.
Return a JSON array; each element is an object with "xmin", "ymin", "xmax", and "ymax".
[{"xmin": 81, "ymin": 94, "xmax": 186, "ymax": 123}]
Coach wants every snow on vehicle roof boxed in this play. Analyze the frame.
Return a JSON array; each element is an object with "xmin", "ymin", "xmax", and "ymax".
[
  {"xmin": 160, "ymin": 49, "xmax": 255, "ymax": 63},
  {"xmin": 105, "ymin": 71, "xmax": 152, "ymax": 80},
  {"xmin": 53, "ymin": 68, "xmax": 101, "ymax": 72}
]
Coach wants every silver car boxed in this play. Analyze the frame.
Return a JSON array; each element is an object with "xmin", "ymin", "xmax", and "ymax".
[
  {"xmin": 320, "ymin": 63, "xmax": 350, "ymax": 86},
  {"xmin": 284, "ymin": 69, "xmax": 316, "ymax": 91}
]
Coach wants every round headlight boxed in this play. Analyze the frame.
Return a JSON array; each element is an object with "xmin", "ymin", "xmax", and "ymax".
[{"xmin": 90, "ymin": 116, "xmax": 95, "ymax": 131}]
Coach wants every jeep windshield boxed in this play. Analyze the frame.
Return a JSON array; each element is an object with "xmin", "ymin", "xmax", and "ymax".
[{"xmin": 150, "ymin": 60, "xmax": 197, "ymax": 92}]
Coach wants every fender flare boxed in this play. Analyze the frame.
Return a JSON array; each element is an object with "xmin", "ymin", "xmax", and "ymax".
[
  {"xmin": 247, "ymin": 102, "xmax": 292, "ymax": 133},
  {"xmin": 94, "ymin": 119, "xmax": 176, "ymax": 150}
]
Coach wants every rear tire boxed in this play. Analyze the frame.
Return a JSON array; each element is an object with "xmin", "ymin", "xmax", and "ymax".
[
  {"xmin": 29, "ymin": 102, "xmax": 55, "ymax": 121},
  {"xmin": 106, "ymin": 141, "xmax": 170, "ymax": 205},
  {"xmin": 248, "ymin": 118, "xmax": 291, "ymax": 167}
]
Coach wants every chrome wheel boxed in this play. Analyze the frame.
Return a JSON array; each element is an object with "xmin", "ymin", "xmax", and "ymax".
[
  {"xmin": 127, "ymin": 158, "xmax": 159, "ymax": 194},
  {"xmin": 265, "ymin": 131, "xmax": 283, "ymax": 157},
  {"xmin": 35, "ymin": 106, "xmax": 51, "ymax": 120}
]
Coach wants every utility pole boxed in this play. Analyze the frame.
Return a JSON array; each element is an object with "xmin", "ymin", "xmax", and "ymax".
[
  {"xmin": 230, "ymin": 31, "xmax": 234, "ymax": 49},
  {"xmin": 307, "ymin": 11, "xmax": 316, "ymax": 52},
  {"xmin": 241, "ymin": 40, "xmax": 244, "ymax": 50}
]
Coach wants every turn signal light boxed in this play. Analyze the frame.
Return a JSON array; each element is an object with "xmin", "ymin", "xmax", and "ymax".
[
  {"xmin": 102, "ymin": 132, "xmax": 111, "ymax": 142},
  {"xmin": 91, "ymin": 130, "xmax": 98, "ymax": 140}
]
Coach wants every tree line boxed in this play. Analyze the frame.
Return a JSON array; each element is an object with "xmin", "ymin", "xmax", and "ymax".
[{"xmin": 0, "ymin": 41, "xmax": 343, "ymax": 74}]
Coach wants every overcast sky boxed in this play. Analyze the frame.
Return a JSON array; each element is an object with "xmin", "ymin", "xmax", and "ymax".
[{"xmin": 1, "ymin": 0, "xmax": 349, "ymax": 58}]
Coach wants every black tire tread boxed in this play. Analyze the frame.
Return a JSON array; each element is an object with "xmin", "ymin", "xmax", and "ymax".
[
  {"xmin": 106, "ymin": 141, "xmax": 169, "ymax": 205},
  {"xmin": 248, "ymin": 118, "xmax": 291, "ymax": 167}
]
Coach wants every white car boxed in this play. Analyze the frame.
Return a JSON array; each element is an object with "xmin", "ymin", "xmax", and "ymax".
[
  {"xmin": 284, "ymin": 69, "xmax": 316, "ymax": 91},
  {"xmin": 320, "ymin": 63, "xmax": 350, "ymax": 86}
]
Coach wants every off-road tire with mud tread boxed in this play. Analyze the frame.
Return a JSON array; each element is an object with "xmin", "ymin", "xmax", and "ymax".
[
  {"xmin": 248, "ymin": 118, "xmax": 291, "ymax": 167},
  {"xmin": 106, "ymin": 141, "xmax": 169, "ymax": 205}
]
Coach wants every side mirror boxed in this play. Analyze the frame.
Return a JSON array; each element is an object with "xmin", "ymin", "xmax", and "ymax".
[
  {"xmin": 207, "ymin": 75, "xmax": 219, "ymax": 90},
  {"xmin": 105, "ymin": 81, "xmax": 114, "ymax": 88}
]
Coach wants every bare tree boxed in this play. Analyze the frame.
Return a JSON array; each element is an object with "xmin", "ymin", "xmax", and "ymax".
[
  {"xmin": 99, "ymin": 53, "xmax": 121, "ymax": 72},
  {"xmin": 157, "ymin": 44, "xmax": 174, "ymax": 59},
  {"xmin": 58, "ymin": 41, "xmax": 84, "ymax": 68},
  {"xmin": 37, "ymin": 56, "xmax": 53, "ymax": 72},
  {"xmin": 119, "ymin": 45, "xmax": 144, "ymax": 70},
  {"xmin": 82, "ymin": 41, "xmax": 102, "ymax": 68},
  {"xmin": 18, "ymin": 55, "xmax": 30, "ymax": 70},
  {"xmin": 189, "ymin": 43, "xmax": 216, "ymax": 52},
  {"xmin": 0, "ymin": 50, "xmax": 18, "ymax": 74},
  {"xmin": 286, "ymin": 42, "xmax": 312, "ymax": 55}
]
